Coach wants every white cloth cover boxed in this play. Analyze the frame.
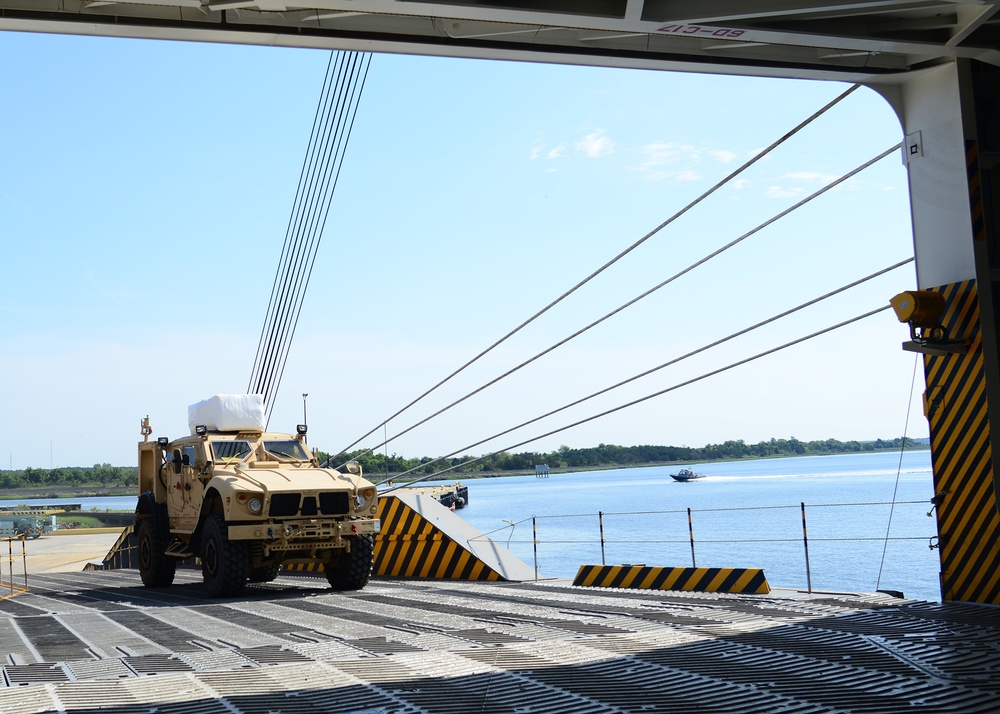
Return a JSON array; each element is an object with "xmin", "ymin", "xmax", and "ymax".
[{"xmin": 188, "ymin": 394, "xmax": 265, "ymax": 434}]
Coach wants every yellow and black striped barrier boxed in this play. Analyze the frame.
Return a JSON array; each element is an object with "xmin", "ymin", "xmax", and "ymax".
[
  {"xmin": 373, "ymin": 492, "xmax": 534, "ymax": 581},
  {"xmin": 573, "ymin": 564, "xmax": 770, "ymax": 594},
  {"xmin": 93, "ymin": 492, "xmax": 537, "ymax": 582}
]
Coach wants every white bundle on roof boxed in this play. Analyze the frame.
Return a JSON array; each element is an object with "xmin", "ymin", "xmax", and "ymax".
[{"xmin": 188, "ymin": 394, "xmax": 265, "ymax": 434}]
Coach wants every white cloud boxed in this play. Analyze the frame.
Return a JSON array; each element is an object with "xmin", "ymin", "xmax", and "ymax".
[
  {"xmin": 547, "ymin": 144, "xmax": 566, "ymax": 159},
  {"xmin": 529, "ymin": 145, "xmax": 542, "ymax": 160},
  {"xmin": 634, "ymin": 141, "xmax": 736, "ymax": 181},
  {"xmin": 732, "ymin": 178, "xmax": 751, "ymax": 190},
  {"xmin": 708, "ymin": 149, "xmax": 737, "ymax": 163},
  {"xmin": 576, "ymin": 131, "xmax": 615, "ymax": 158},
  {"xmin": 782, "ymin": 171, "xmax": 838, "ymax": 185},
  {"xmin": 767, "ymin": 185, "xmax": 805, "ymax": 198}
]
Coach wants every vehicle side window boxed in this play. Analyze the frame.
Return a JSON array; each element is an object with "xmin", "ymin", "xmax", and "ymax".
[{"xmin": 183, "ymin": 446, "xmax": 197, "ymax": 467}]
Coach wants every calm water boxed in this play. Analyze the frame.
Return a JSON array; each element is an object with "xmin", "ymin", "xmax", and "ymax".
[
  {"xmin": 431, "ymin": 450, "xmax": 940, "ymax": 601},
  {"xmin": 3, "ymin": 450, "xmax": 940, "ymax": 601}
]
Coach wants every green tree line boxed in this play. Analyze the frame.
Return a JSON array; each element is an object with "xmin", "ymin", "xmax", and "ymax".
[
  {"xmin": 0, "ymin": 464, "xmax": 136, "ymax": 490},
  {"xmin": 0, "ymin": 437, "xmax": 925, "ymax": 488},
  {"xmin": 320, "ymin": 436, "xmax": 927, "ymax": 478}
]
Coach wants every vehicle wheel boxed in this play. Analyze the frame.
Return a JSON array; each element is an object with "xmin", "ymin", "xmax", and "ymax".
[
  {"xmin": 137, "ymin": 516, "xmax": 176, "ymax": 588},
  {"xmin": 201, "ymin": 514, "xmax": 248, "ymax": 597},
  {"xmin": 248, "ymin": 562, "xmax": 281, "ymax": 583},
  {"xmin": 325, "ymin": 534, "xmax": 374, "ymax": 591}
]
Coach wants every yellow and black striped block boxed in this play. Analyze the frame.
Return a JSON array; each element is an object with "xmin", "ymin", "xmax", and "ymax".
[
  {"xmin": 573, "ymin": 564, "xmax": 770, "ymax": 594},
  {"xmin": 97, "ymin": 493, "xmax": 536, "ymax": 582},
  {"xmin": 373, "ymin": 494, "xmax": 502, "ymax": 580},
  {"xmin": 292, "ymin": 493, "xmax": 537, "ymax": 581},
  {"xmin": 923, "ymin": 280, "xmax": 1000, "ymax": 604}
]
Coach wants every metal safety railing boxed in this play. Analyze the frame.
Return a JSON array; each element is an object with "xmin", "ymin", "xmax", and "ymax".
[
  {"xmin": 472, "ymin": 499, "xmax": 936, "ymax": 591},
  {"xmin": 1, "ymin": 536, "xmax": 29, "ymax": 598}
]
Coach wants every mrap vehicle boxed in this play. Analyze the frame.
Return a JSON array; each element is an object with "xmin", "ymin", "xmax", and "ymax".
[{"xmin": 136, "ymin": 394, "xmax": 380, "ymax": 597}]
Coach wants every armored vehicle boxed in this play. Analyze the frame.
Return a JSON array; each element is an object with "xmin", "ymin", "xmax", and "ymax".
[{"xmin": 136, "ymin": 395, "xmax": 380, "ymax": 597}]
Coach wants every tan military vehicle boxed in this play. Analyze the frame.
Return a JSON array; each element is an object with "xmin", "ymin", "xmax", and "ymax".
[{"xmin": 136, "ymin": 395, "xmax": 380, "ymax": 597}]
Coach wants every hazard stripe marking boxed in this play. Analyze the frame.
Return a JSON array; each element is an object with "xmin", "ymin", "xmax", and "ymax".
[
  {"xmin": 572, "ymin": 565, "xmax": 770, "ymax": 594},
  {"xmin": 924, "ymin": 280, "xmax": 1000, "ymax": 604}
]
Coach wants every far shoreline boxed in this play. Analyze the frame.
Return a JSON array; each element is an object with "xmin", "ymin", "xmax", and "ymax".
[{"xmin": 1, "ymin": 446, "xmax": 932, "ymax": 501}]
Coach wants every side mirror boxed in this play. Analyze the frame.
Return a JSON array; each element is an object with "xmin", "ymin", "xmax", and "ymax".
[{"xmin": 172, "ymin": 450, "xmax": 183, "ymax": 475}]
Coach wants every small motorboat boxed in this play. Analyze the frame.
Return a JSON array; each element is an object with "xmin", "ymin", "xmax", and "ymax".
[{"xmin": 670, "ymin": 468, "xmax": 706, "ymax": 482}]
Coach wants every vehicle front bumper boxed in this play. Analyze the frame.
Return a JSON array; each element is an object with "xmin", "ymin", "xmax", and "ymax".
[{"xmin": 227, "ymin": 517, "xmax": 381, "ymax": 551}]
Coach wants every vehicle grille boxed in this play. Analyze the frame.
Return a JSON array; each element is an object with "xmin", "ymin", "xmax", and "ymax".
[{"xmin": 267, "ymin": 492, "xmax": 350, "ymax": 517}]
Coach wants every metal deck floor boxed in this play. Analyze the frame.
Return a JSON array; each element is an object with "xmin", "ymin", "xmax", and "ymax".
[{"xmin": 0, "ymin": 570, "xmax": 998, "ymax": 713}]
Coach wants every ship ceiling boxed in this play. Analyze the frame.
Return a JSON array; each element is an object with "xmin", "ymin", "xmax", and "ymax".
[{"xmin": 0, "ymin": 1, "xmax": 998, "ymax": 80}]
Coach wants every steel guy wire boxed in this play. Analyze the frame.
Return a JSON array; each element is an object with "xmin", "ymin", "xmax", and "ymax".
[
  {"xmin": 249, "ymin": 51, "xmax": 371, "ymax": 419},
  {"xmin": 352, "ymin": 142, "xmax": 901, "ymax": 466},
  {"xmin": 264, "ymin": 53, "xmax": 372, "ymax": 421},
  {"xmin": 378, "ymin": 304, "xmax": 893, "ymax": 493},
  {"xmin": 249, "ymin": 51, "xmax": 336, "ymax": 389},
  {"xmin": 250, "ymin": 51, "xmax": 347, "ymax": 397},
  {"xmin": 353, "ymin": 256, "xmax": 910, "ymax": 473},
  {"xmin": 877, "ymin": 351, "xmax": 921, "ymax": 591},
  {"xmin": 339, "ymin": 83, "xmax": 862, "ymax": 455},
  {"xmin": 251, "ymin": 50, "xmax": 349, "ymax": 406},
  {"xmin": 254, "ymin": 52, "xmax": 366, "ymax": 415}
]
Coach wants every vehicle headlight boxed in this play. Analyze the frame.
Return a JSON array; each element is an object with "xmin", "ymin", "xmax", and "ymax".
[
  {"xmin": 354, "ymin": 487, "xmax": 376, "ymax": 509},
  {"xmin": 238, "ymin": 492, "xmax": 265, "ymax": 514}
]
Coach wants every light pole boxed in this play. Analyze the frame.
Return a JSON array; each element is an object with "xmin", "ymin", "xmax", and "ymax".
[{"xmin": 302, "ymin": 393, "xmax": 308, "ymax": 427}]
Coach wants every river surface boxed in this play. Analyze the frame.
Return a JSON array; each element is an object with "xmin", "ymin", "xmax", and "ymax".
[{"xmin": 2, "ymin": 450, "xmax": 941, "ymax": 601}]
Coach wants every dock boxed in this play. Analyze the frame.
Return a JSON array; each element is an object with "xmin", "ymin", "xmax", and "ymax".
[{"xmin": 1, "ymin": 568, "xmax": 998, "ymax": 712}]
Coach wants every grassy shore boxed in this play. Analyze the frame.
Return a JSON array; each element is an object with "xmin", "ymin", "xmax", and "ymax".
[{"xmin": 0, "ymin": 486, "xmax": 134, "ymax": 501}]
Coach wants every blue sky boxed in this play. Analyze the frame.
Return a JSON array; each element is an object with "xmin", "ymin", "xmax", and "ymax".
[{"xmin": 0, "ymin": 30, "xmax": 922, "ymax": 470}]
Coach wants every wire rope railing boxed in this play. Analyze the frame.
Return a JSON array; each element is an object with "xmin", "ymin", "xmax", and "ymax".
[{"xmin": 469, "ymin": 499, "xmax": 936, "ymax": 594}]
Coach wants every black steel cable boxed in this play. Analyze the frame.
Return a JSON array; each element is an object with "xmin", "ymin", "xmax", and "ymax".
[
  {"xmin": 255, "ymin": 53, "xmax": 360, "ymax": 414},
  {"xmin": 251, "ymin": 51, "xmax": 350, "ymax": 402},
  {"xmin": 258, "ymin": 53, "xmax": 368, "ymax": 418},
  {"xmin": 266, "ymin": 54, "xmax": 373, "ymax": 422},
  {"xmin": 378, "ymin": 305, "xmax": 893, "ymax": 492},
  {"xmin": 339, "ymin": 83, "xmax": 863, "ymax": 454},
  {"xmin": 353, "ymin": 142, "xmax": 900, "ymax": 463},
  {"xmin": 250, "ymin": 51, "xmax": 341, "ymax": 393},
  {"xmin": 248, "ymin": 51, "xmax": 371, "ymax": 419}
]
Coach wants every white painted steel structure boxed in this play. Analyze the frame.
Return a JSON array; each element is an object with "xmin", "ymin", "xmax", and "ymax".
[{"xmin": 0, "ymin": 1, "xmax": 996, "ymax": 78}]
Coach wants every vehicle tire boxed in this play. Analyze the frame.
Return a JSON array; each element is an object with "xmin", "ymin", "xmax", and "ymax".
[
  {"xmin": 325, "ymin": 534, "xmax": 374, "ymax": 591},
  {"xmin": 137, "ymin": 515, "xmax": 176, "ymax": 588},
  {"xmin": 248, "ymin": 562, "xmax": 281, "ymax": 583},
  {"xmin": 201, "ymin": 514, "xmax": 248, "ymax": 598}
]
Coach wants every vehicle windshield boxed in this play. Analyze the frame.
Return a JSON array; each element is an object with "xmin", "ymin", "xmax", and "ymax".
[
  {"xmin": 211, "ymin": 440, "xmax": 253, "ymax": 461},
  {"xmin": 263, "ymin": 440, "xmax": 311, "ymax": 462}
]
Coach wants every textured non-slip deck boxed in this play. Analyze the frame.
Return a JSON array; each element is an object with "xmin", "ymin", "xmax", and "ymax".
[{"xmin": 0, "ymin": 570, "xmax": 998, "ymax": 713}]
